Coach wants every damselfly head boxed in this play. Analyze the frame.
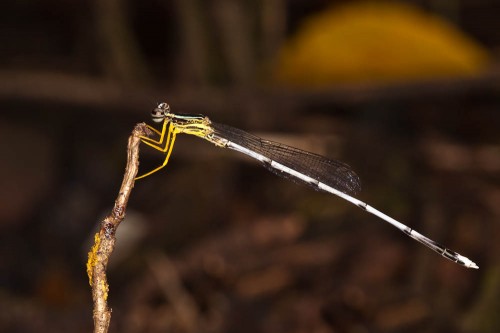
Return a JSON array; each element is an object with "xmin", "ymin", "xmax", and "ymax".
[{"xmin": 152, "ymin": 102, "xmax": 171, "ymax": 123}]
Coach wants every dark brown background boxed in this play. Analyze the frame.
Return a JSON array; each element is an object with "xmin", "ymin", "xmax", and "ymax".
[{"xmin": 1, "ymin": 1, "xmax": 499, "ymax": 332}]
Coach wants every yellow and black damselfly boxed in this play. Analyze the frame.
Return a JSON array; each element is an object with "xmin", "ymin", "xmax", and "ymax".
[{"xmin": 137, "ymin": 102, "xmax": 478, "ymax": 269}]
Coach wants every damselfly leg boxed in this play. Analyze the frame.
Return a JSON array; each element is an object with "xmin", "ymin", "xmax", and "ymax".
[{"xmin": 136, "ymin": 121, "xmax": 178, "ymax": 180}]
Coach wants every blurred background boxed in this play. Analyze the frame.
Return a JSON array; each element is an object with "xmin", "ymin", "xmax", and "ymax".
[{"xmin": 1, "ymin": 0, "xmax": 499, "ymax": 332}]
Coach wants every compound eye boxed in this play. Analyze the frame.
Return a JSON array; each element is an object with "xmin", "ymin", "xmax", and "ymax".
[
  {"xmin": 151, "ymin": 102, "xmax": 171, "ymax": 123},
  {"xmin": 158, "ymin": 102, "xmax": 170, "ymax": 111}
]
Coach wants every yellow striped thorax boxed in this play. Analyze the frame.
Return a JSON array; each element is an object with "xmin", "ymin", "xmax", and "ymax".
[{"xmin": 152, "ymin": 102, "xmax": 214, "ymax": 139}]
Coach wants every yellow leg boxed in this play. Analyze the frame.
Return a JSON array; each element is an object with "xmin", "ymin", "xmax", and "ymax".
[
  {"xmin": 136, "ymin": 123, "xmax": 178, "ymax": 180},
  {"xmin": 140, "ymin": 120, "xmax": 167, "ymax": 146},
  {"xmin": 145, "ymin": 124, "xmax": 162, "ymax": 136},
  {"xmin": 141, "ymin": 122, "xmax": 173, "ymax": 153}
]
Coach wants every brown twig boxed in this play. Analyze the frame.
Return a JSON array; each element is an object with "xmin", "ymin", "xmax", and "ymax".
[{"xmin": 86, "ymin": 122, "xmax": 151, "ymax": 333}]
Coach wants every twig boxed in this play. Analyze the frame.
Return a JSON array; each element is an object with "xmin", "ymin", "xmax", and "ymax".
[{"xmin": 86, "ymin": 122, "xmax": 151, "ymax": 333}]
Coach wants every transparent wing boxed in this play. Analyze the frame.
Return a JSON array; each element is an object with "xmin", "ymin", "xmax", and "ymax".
[{"xmin": 212, "ymin": 122, "xmax": 361, "ymax": 195}]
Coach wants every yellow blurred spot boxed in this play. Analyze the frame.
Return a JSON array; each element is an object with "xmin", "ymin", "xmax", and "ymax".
[
  {"xmin": 86, "ymin": 232, "xmax": 101, "ymax": 286},
  {"xmin": 272, "ymin": 2, "xmax": 490, "ymax": 87}
]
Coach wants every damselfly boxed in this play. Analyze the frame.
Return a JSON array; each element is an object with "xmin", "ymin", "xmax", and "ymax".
[{"xmin": 137, "ymin": 102, "xmax": 478, "ymax": 269}]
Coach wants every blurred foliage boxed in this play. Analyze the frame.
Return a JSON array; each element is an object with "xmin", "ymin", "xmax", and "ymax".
[
  {"xmin": 273, "ymin": 1, "xmax": 491, "ymax": 87},
  {"xmin": 462, "ymin": 265, "xmax": 500, "ymax": 333}
]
